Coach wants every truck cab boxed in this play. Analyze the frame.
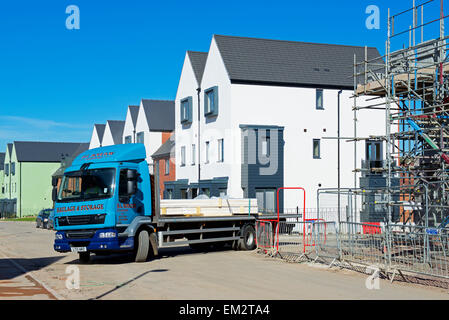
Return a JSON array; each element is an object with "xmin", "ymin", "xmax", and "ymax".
[{"xmin": 53, "ymin": 144, "xmax": 157, "ymax": 262}]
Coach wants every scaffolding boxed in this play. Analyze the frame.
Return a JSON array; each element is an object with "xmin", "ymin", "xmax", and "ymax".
[{"xmin": 353, "ymin": 0, "xmax": 449, "ymax": 227}]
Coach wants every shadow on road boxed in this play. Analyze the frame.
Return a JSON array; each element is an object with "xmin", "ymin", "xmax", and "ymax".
[
  {"xmin": 91, "ymin": 268, "xmax": 169, "ymax": 300},
  {"xmin": 0, "ymin": 256, "xmax": 64, "ymax": 281}
]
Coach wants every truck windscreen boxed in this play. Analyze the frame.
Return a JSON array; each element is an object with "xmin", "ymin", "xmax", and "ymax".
[{"xmin": 57, "ymin": 168, "xmax": 116, "ymax": 202}]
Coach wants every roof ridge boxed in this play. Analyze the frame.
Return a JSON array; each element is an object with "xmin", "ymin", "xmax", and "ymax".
[
  {"xmin": 141, "ymin": 98, "xmax": 174, "ymax": 103},
  {"xmin": 13, "ymin": 141, "xmax": 88, "ymax": 144},
  {"xmin": 213, "ymin": 34, "xmax": 379, "ymax": 50}
]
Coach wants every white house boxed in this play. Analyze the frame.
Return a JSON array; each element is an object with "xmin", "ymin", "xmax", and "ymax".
[
  {"xmin": 170, "ymin": 34, "xmax": 387, "ymax": 215},
  {"xmin": 134, "ymin": 99, "xmax": 175, "ymax": 171},
  {"xmin": 102, "ymin": 120, "xmax": 125, "ymax": 147},
  {"xmin": 89, "ymin": 124, "xmax": 106, "ymax": 149},
  {"xmin": 122, "ymin": 105, "xmax": 140, "ymax": 144}
]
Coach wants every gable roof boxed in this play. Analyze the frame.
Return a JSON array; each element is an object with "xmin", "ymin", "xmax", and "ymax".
[
  {"xmin": 106, "ymin": 120, "xmax": 125, "ymax": 145},
  {"xmin": 94, "ymin": 124, "xmax": 106, "ymax": 144},
  {"xmin": 0, "ymin": 153, "xmax": 5, "ymax": 171},
  {"xmin": 141, "ymin": 99, "xmax": 175, "ymax": 132},
  {"xmin": 128, "ymin": 105, "xmax": 140, "ymax": 128},
  {"xmin": 213, "ymin": 34, "xmax": 382, "ymax": 89},
  {"xmin": 7, "ymin": 143, "xmax": 13, "ymax": 156},
  {"xmin": 13, "ymin": 141, "xmax": 89, "ymax": 163},
  {"xmin": 151, "ymin": 137, "xmax": 175, "ymax": 159},
  {"xmin": 187, "ymin": 51, "xmax": 208, "ymax": 85}
]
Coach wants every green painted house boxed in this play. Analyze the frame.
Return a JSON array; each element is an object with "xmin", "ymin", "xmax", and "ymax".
[{"xmin": 0, "ymin": 141, "xmax": 89, "ymax": 217}]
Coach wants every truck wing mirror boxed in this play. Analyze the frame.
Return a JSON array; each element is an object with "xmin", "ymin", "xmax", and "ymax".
[
  {"xmin": 127, "ymin": 180, "xmax": 137, "ymax": 196},
  {"xmin": 51, "ymin": 176, "xmax": 58, "ymax": 187},
  {"xmin": 127, "ymin": 169, "xmax": 138, "ymax": 180}
]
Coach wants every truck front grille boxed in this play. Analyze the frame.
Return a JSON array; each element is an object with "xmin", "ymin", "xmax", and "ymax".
[
  {"xmin": 66, "ymin": 230, "xmax": 96, "ymax": 239},
  {"xmin": 58, "ymin": 214, "xmax": 106, "ymax": 226}
]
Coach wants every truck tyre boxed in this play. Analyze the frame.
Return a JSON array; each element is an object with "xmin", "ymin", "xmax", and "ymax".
[
  {"xmin": 134, "ymin": 230, "xmax": 150, "ymax": 262},
  {"xmin": 79, "ymin": 252, "xmax": 90, "ymax": 263},
  {"xmin": 238, "ymin": 224, "xmax": 256, "ymax": 251}
]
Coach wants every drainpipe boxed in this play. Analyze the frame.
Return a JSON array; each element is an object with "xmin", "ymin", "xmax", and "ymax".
[
  {"xmin": 197, "ymin": 87, "xmax": 201, "ymax": 195},
  {"xmin": 337, "ymin": 90, "xmax": 342, "ymax": 224},
  {"xmin": 19, "ymin": 162, "xmax": 22, "ymax": 218}
]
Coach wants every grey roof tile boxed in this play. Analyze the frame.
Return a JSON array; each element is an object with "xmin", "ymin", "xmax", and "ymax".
[
  {"xmin": 213, "ymin": 34, "xmax": 382, "ymax": 89},
  {"xmin": 13, "ymin": 141, "xmax": 89, "ymax": 162},
  {"xmin": 94, "ymin": 124, "xmax": 106, "ymax": 144},
  {"xmin": 106, "ymin": 120, "xmax": 125, "ymax": 145},
  {"xmin": 151, "ymin": 136, "xmax": 175, "ymax": 159},
  {"xmin": 141, "ymin": 99, "xmax": 175, "ymax": 132},
  {"xmin": 128, "ymin": 105, "xmax": 139, "ymax": 128},
  {"xmin": 187, "ymin": 51, "xmax": 208, "ymax": 85}
]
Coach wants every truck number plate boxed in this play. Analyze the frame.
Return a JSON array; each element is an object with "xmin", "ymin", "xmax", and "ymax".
[{"xmin": 71, "ymin": 247, "xmax": 87, "ymax": 253}]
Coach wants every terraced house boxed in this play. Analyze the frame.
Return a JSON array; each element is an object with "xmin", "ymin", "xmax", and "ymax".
[
  {"xmin": 0, "ymin": 141, "xmax": 88, "ymax": 217},
  {"xmin": 172, "ymin": 34, "xmax": 387, "ymax": 214}
]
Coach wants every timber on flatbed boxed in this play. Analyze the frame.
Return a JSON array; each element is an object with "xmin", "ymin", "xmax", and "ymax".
[{"xmin": 159, "ymin": 198, "xmax": 258, "ymax": 216}]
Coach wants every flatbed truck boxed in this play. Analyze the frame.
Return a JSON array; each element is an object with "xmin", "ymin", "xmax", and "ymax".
[{"xmin": 52, "ymin": 144, "xmax": 264, "ymax": 263}]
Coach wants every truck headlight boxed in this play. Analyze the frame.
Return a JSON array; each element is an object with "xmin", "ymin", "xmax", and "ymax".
[
  {"xmin": 99, "ymin": 232, "xmax": 116, "ymax": 238},
  {"xmin": 55, "ymin": 233, "xmax": 63, "ymax": 240}
]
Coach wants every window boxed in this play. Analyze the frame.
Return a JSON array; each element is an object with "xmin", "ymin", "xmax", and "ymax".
[
  {"xmin": 217, "ymin": 139, "xmax": 224, "ymax": 162},
  {"xmin": 5, "ymin": 163, "xmax": 9, "ymax": 176},
  {"xmin": 181, "ymin": 146, "xmax": 186, "ymax": 166},
  {"xmin": 316, "ymin": 89, "xmax": 324, "ymax": 110},
  {"xmin": 164, "ymin": 159, "xmax": 170, "ymax": 175},
  {"xmin": 125, "ymin": 135, "xmax": 132, "ymax": 144},
  {"xmin": 256, "ymin": 188, "xmax": 276, "ymax": 214},
  {"xmin": 191, "ymin": 144, "xmax": 196, "ymax": 165},
  {"xmin": 313, "ymin": 139, "xmax": 321, "ymax": 159},
  {"xmin": 136, "ymin": 132, "xmax": 144, "ymax": 144},
  {"xmin": 180, "ymin": 189, "xmax": 188, "ymax": 199},
  {"xmin": 205, "ymin": 141, "xmax": 210, "ymax": 164},
  {"xmin": 181, "ymin": 97, "xmax": 192, "ymax": 124},
  {"xmin": 204, "ymin": 86, "xmax": 218, "ymax": 117},
  {"xmin": 11, "ymin": 163, "xmax": 15, "ymax": 176}
]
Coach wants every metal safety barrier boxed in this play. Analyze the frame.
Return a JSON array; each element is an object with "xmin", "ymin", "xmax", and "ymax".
[{"xmin": 256, "ymin": 218, "xmax": 449, "ymax": 285}]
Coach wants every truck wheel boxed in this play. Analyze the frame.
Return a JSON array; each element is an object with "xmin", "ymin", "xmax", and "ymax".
[
  {"xmin": 238, "ymin": 224, "xmax": 256, "ymax": 251},
  {"xmin": 79, "ymin": 252, "xmax": 90, "ymax": 263},
  {"xmin": 134, "ymin": 230, "xmax": 149, "ymax": 262}
]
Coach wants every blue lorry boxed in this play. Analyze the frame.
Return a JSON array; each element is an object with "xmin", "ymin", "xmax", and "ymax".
[{"xmin": 52, "ymin": 144, "xmax": 258, "ymax": 263}]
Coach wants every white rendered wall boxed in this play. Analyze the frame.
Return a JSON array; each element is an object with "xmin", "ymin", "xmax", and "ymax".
[
  {"xmin": 123, "ymin": 107, "xmax": 137, "ymax": 144},
  {"xmin": 175, "ymin": 38, "xmax": 232, "ymax": 187},
  {"xmin": 102, "ymin": 122, "xmax": 116, "ymax": 147},
  {"xmin": 135, "ymin": 102, "xmax": 163, "ymax": 168},
  {"xmin": 230, "ymin": 84, "xmax": 386, "ymax": 210},
  {"xmin": 89, "ymin": 126, "xmax": 101, "ymax": 149}
]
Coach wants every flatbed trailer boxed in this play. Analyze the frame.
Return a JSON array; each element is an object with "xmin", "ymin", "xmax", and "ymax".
[{"xmin": 52, "ymin": 144, "xmax": 291, "ymax": 263}]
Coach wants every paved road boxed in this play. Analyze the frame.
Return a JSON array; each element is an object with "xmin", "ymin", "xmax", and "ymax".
[{"xmin": 0, "ymin": 221, "xmax": 448, "ymax": 300}]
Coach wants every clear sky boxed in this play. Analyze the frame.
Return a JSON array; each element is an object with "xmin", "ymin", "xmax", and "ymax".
[{"xmin": 0, "ymin": 0, "xmax": 446, "ymax": 152}]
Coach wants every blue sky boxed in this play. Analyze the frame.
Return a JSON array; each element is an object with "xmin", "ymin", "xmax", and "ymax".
[{"xmin": 0, "ymin": 0, "xmax": 446, "ymax": 152}]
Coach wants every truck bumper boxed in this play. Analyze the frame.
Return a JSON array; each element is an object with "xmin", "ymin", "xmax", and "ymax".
[{"xmin": 54, "ymin": 228, "xmax": 134, "ymax": 253}]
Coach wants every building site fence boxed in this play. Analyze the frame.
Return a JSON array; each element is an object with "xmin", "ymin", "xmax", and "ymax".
[{"xmin": 256, "ymin": 219, "xmax": 449, "ymax": 284}]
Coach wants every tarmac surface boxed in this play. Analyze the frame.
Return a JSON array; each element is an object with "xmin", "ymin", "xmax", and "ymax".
[{"xmin": 0, "ymin": 221, "xmax": 448, "ymax": 300}]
